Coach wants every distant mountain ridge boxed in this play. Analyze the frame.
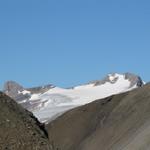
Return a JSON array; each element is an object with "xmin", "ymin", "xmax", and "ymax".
[{"xmin": 3, "ymin": 72, "xmax": 144, "ymax": 123}]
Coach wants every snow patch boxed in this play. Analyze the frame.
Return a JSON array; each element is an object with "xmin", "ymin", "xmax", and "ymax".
[{"xmin": 18, "ymin": 90, "xmax": 31, "ymax": 95}]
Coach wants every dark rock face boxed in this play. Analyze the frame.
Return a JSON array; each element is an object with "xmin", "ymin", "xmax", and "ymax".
[
  {"xmin": 47, "ymin": 84, "xmax": 150, "ymax": 150},
  {"xmin": 0, "ymin": 92, "xmax": 52, "ymax": 150},
  {"xmin": 124, "ymin": 72, "xmax": 143, "ymax": 87}
]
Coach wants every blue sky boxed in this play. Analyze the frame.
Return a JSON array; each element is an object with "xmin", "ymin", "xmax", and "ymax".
[{"xmin": 0, "ymin": 0, "xmax": 150, "ymax": 88}]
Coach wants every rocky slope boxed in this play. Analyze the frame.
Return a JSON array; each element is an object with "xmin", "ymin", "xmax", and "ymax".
[
  {"xmin": 47, "ymin": 83, "xmax": 150, "ymax": 150},
  {"xmin": 3, "ymin": 73, "xmax": 144, "ymax": 123},
  {"xmin": 0, "ymin": 92, "xmax": 52, "ymax": 150}
]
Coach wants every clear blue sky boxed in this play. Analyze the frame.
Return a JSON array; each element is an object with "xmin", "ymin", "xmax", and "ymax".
[{"xmin": 0, "ymin": 0, "xmax": 150, "ymax": 88}]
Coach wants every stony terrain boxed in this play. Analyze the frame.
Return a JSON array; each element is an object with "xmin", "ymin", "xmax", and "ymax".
[
  {"xmin": 47, "ymin": 83, "xmax": 150, "ymax": 150},
  {"xmin": 0, "ymin": 92, "xmax": 52, "ymax": 150}
]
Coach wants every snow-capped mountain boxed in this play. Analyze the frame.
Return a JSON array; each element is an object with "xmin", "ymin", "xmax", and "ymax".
[{"xmin": 3, "ymin": 73, "xmax": 144, "ymax": 123}]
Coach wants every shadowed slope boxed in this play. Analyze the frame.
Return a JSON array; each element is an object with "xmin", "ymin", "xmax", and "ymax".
[
  {"xmin": 0, "ymin": 92, "xmax": 52, "ymax": 150},
  {"xmin": 47, "ymin": 84, "xmax": 150, "ymax": 150}
]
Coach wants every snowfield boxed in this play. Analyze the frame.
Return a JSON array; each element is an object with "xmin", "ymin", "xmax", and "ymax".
[{"xmin": 30, "ymin": 73, "xmax": 140, "ymax": 122}]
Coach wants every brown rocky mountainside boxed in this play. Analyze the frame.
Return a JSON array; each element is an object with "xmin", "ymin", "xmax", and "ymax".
[
  {"xmin": 47, "ymin": 83, "xmax": 150, "ymax": 150},
  {"xmin": 0, "ymin": 92, "xmax": 52, "ymax": 150}
]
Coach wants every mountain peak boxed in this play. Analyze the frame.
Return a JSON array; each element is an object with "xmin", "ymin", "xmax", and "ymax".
[
  {"xmin": 3, "ymin": 81, "xmax": 24, "ymax": 97},
  {"xmin": 124, "ymin": 72, "xmax": 144, "ymax": 87},
  {"xmin": 89, "ymin": 72, "xmax": 144, "ymax": 88}
]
